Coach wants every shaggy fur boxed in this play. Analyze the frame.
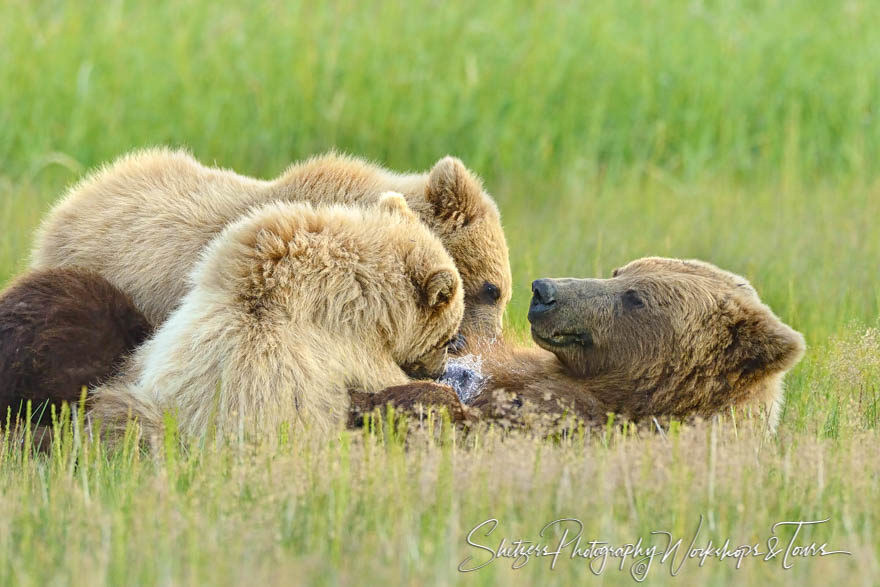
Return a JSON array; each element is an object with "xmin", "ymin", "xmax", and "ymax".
[
  {"xmin": 372, "ymin": 258, "xmax": 805, "ymax": 432},
  {"xmin": 0, "ymin": 268, "xmax": 151, "ymax": 425},
  {"xmin": 31, "ymin": 149, "xmax": 510, "ymax": 343},
  {"xmin": 88, "ymin": 196, "xmax": 464, "ymax": 441}
]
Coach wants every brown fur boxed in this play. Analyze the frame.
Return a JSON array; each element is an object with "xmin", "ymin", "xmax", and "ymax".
[
  {"xmin": 0, "ymin": 268, "xmax": 152, "ymax": 426},
  {"xmin": 361, "ymin": 258, "xmax": 805, "ymax": 432},
  {"xmin": 32, "ymin": 149, "xmax": 510, "ymax": 344},
  {"xmin": 347, "ymin": 382, "xmax": 470, "ymax": 427},
  {"xmin": 475, "ymin": 258, "xmax": 805, "ymax": 430}
]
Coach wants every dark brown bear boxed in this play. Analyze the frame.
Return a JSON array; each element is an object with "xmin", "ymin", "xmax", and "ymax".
[{"xmin": 0, "ymin": 268, "xmax": 152, "ymax": 426}]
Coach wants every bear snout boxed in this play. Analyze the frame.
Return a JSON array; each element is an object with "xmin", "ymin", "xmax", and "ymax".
[
  {"xmin": 528, "ymin": 279, "xmax": 557, "ymax": 322},
  {"xmin": 402, "ymin": 360, "xmax": 447, "ymax": 382}
]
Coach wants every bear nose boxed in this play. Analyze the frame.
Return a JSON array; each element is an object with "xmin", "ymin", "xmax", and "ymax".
[
  {"xmin": 402, "ymin": 360, "xmax": 447, "ymax": 381},
  {"xmin": 531, "ymin": 279, "xmax": 557, "ymax": 306},
  {"xmin": 529, "ymin": 279, "xmax": 557, "ymax": 321}
]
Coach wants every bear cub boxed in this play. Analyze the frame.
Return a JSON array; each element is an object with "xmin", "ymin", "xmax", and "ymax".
[
  {"xmin": 89, "ymin": 195, "xmax": 465, "ymax": 442},
  {"xmin": 0, "ymin": 268, "xmax": 151, "ymax": 426}
]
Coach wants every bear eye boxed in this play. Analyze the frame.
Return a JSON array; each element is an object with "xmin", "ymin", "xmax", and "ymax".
[
  {"xmin": 480, "ymin": 282, "xmax": 501, "ymax": 304},
  {"xmin": 612, "ymin": 268, "xmax": 620, "ymax": 277},
  {"xmin": 622, "ymin": 289, "xmax": 644, "ymax": 310}
]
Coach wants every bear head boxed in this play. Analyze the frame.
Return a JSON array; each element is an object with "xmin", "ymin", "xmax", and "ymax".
[
  {"xmin": 197, "ymin": 196, "xmax": 465, "ymax": 383},
  {"xmin": 423, "ymin": 157, "xmax": 511, "ymax": 346},
  {"xmin": 527, "ymin": 257, "xmax": 806, "ymax": 423}
]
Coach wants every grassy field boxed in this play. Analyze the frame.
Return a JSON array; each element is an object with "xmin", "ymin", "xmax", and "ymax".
[{"xmin": 1, "ymin": 0, "xmax": 878, "ymax": 584}]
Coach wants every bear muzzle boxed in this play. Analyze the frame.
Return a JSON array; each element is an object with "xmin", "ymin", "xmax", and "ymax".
[
  {"xmin": 401, "ymin": 360, "xmax": 448, "ymax": 381},
  {"xmin": 529, "ymin": 278, "xmax": 598, "ymax": 350}
]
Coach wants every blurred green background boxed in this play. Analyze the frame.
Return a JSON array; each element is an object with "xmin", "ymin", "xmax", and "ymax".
[{"xmin": 2, "ymin": 0, "xmax": 878, "ymax": 344}]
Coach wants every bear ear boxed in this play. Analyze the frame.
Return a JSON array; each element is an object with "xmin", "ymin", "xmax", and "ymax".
[
  {"xmin": 421, "ymin": 268, "xmax": 458, "ymax": 309},
  {"xmin": 725, "ymin": 303, "xmax": 806, "ymax": 379},
  {"xmin": 377, "ymin": 191, "xmax": 418, "ymax": 222},
  {"xmin": 425, "ymin": 156, "xmax": 483, "ymax": 227}
]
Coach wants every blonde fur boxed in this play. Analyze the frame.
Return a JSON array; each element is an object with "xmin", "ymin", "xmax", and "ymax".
[
  {"xmin": 32, "ymin": 149, "xmax": 510, "ymax": 340},
  {"xmin": 89, "ymin": 200, "xmax": 464, "ymax": 440}
]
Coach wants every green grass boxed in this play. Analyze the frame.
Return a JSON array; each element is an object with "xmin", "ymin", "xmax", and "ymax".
[{"xmin": 1, "ymin": 0, "xmax": 878, "ymax": 584}]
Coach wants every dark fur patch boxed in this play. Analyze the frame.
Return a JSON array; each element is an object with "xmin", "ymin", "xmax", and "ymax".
[
  {"xmin": 0, "ymin": 268, "xmax": 152, "ymax": 426},
  {"xmin": 347, "ymin": 382, "xmax": 471, "ymax": 427}
]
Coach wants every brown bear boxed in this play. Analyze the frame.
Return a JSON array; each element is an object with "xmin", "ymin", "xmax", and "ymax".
[
  {"xmin": 371, "ymin": 257, "xmax": 806, "ymax": 432},
  {"xmin": 89, "ymin": 195, "xmax": 465, "ymax": 441},
  {"xmin": 31, "ymin": 149, "xmax": 510, "ymax": 347},
  {"xmin": 0, "ymin": 268, "xmax": 152, "ymax": 427}
]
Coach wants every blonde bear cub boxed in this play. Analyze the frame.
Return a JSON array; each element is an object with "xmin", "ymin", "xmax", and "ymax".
[
  {"xmin": 32, "ymin": 149, "xmax": 510, "ymax": 344},
  {"xmin": 89, "ymin": 194, "xmax": 464, "ymax": 440}
]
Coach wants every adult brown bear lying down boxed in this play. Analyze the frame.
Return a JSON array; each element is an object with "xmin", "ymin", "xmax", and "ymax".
[{"xmin": 358, "ymin": 257, "xmax": 806, "ymax": 432}]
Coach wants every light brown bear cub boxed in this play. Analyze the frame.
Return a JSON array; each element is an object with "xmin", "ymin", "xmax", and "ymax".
[
  {"xmin": 32, "ymin": 149, "xmax": 510, "ymax": 345},
  {"xmin": 89, "ymin": 195, "xmax": 464, "ymax": 440}
]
